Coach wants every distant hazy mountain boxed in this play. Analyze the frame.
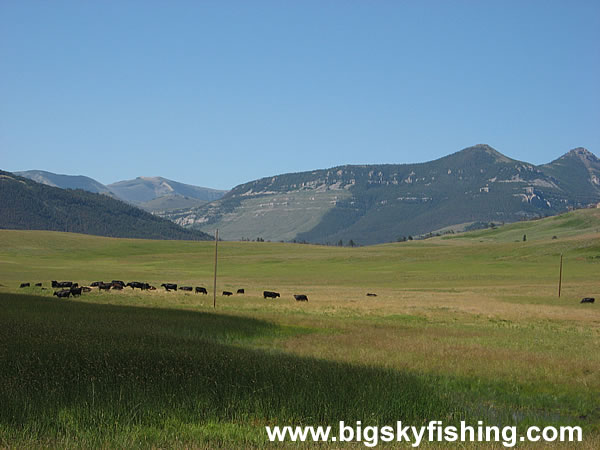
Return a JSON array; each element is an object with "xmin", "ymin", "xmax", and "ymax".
[
  {"xmin": 15, "ymin": 171, "xmax": 227, "ymax": 213},
  {"xmin": 137, "ymin": 194, "xmax": 209, "ymax": 212},
  {"xmin": 107, "ymin": 177, "xmax": 227, "ymax": 206},
  {"xmin": 16, "ymin": 170, "xmax": 112, "ymax": 194},
  {"xmin": 0, "ymin": 171, "xmax": 212, "ymax": 241},
  {"xmin": 164, "ymin": 145, "xmax": 600, "ymax": 245}
]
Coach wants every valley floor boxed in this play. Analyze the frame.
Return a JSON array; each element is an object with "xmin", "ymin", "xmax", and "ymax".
[{"xmin": 0, "ymin": 209, "xmax": 599, "ymax": 448}]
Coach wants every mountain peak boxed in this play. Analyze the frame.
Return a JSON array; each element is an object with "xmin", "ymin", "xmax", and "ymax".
[
  {"xmin": 469, "ymin": 143, "xmax": 496, "ymax": 151},
  {"xmin": 453, "ymin": 144, "xmax": 513, "ymax": 163},
  {"xmin": 565, "ymin": 147, "xmax": 598, "ymax": 161},
  {"xmin": 108, "ymin": 176, "xmax": 227, "ymax": 204}
]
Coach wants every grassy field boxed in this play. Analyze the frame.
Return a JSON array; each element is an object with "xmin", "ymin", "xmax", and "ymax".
[{"xmin": 0, "ymin": 208, "xmax": 599, "ymax": 448}]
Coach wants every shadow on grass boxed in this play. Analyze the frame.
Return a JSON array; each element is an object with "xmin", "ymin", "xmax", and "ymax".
[
  {"xmin": 0, "ymin": 291, "xmax": 281, "ymax": 344},
  {"xmin": 0, "ymin": 293, "xmax": 452, "ymax": 446}
]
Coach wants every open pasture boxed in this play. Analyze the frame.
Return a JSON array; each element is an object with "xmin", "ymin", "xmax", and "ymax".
[{"xmin": 0, "ymin": 209, "xmax": 599, "ymax": 447}]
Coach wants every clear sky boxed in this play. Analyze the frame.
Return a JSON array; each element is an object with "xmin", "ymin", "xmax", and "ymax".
[{"xmin": 1, "ymin": 1, "xmax": 599, "ymax": 190}]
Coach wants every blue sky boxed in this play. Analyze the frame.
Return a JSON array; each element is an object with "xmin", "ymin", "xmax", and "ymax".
[{"xmin": 1, "ymin": 1, "xmax": 599, "ymax": 190}]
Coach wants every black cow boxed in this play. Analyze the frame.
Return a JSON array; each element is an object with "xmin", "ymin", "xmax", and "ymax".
[
  {"xmin": 236, "ymin": 288, "xmax": 245, "ymax": 294},
  {"xmin": 98, "ymin": 282, "xmax": 112, "ymax": 291},
  {"xmin": 263, "ymin": 291, "xmax": 280, "ymax": 299},
  {"xmin": 195, "ymin": 287, "xmax": 208, "ymax": 294},
  {"xmin": 90, "ymin": 281, "xmax": 103, "ymax": 287},
  {"xmin": 126, "ymin": 281, "xmax": 148, "ymax": 290},
  {"xmin": 161, "ymin": 283, "xmax": 177, "ymax": 291},
  {"xmin": 294, "ymin": 294, "xmax": 309, "ymax": 302},
  {"xmin": 112, "ymin": 280, "xmax": 125, "ymax": 287},
  {"xmin": 70, "ymin": 286, "xmax": 82, "ymax": 296},
  {"xmin": 366, "ymin": 293, "xmax": 377, "ymax": 297},
  {"xmin": 222, "ymin": 291, "xmax": 233, "ymax": 296},
  {"xmin": 111, "ymin": 284, "xmax": 123, "ymax": 290},
  {"xmin": 581, "ymin": 297, "xmax": 595, "ymax": 304},
  {"xmin": 19, "ymin": 283, "xmax": 30, "ymax": 288},
  {"xmin": 53, "ymin": 289, "xmax": 71, "ymax": 298},
  {"xmin": 180, "ymin": 286, "xmax": 193, "ymax": 292},
  {"xmin": 35, "ymin": 282, "xmax": 42, "ymax": 287},
  {"xmin": 52, "ymin": 281, "xmax": 74, "ymax": 288}
]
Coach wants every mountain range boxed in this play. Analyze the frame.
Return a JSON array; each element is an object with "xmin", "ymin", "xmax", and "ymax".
[
  {"xmin": 162, "ymin": 145, "xmax": 600, "ymax": 244},
  {"xmin": 10, "ymin": 145, "xmax": 600, "ymax": 245},
  {"xmin": 15, "ymin": 171, "xmax": 227, "ymax": 213}
]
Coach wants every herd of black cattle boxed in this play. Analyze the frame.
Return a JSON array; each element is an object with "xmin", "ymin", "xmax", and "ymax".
[
  {"xmin": 16, "ymin": 281, "xmax": 596, "ymax": 304},
  {"xmin": 17, "ymin": 281, "xmax": 310, "ymax": 301}
]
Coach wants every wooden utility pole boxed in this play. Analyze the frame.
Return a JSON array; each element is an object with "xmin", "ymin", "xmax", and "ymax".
[
  {"xmin": 558, "ymin": 253, "xmax": 563, "ymax": 298},
  {"xmin": 213, "ymin": 229, "xmax": 219, "ymax": 308}
]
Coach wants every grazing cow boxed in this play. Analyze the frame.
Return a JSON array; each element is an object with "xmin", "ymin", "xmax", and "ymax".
[
  {"xmin": 19, "ymin": 283, "xmax": 30, "ymax": 288},
  {"xmin": 195, "ymin": 287, "xmax": 208, "ymax": 294},
  {"xmin": 161, "ymin": 283, "xmax": 177, "ymax": 291},
  {"xmin": 180, "ymin": 286, "xmax": 193, "ymax": 292},
  {"xmin": 263, "ymin": 291, "xmax": 280, "ymax": 299},
  {"xmin": 581, "ymin": 297, "xmax": 595, "ymax": 304},
  {"xmin": 294, "ymin": 294, "xmax": 309, "ymax": 302},
  {"xmin": 90, "ymin": 281, "xmax": 103, "ymax": 287},
  {"xmin": 53, "ymin": 289, "xmax": 71, "ymax": 298},
  {"xmin": 366, "ymin": 293, "xmax": 377, "ymax": 297},
  {"xmin": 35, "ymin": 282, "xmax": 42, "ymax": 287},
  {"xmin": 70, "ymin": 286, "xmax": 82, "ymax": 297},
  {"xmin": 111, "ymin": 284, "xmax": 123, "ymax": 290},
  {"xmin": 112, "ymin": 280, "xmax": 125, "ymax": 287},
  {"xmin": 98, "ymin": 282, "xmax": 112, "ymax": 291},
  {"xmin": 236, "ymin": 288, "xmax": 245, "ymax": 294},
  {"xmin": 52, "ymin": 281, "xmax": 74, "ymax": 288},
  {"xmin": 222, "ymin": 291, "xmax": 233, "ymax": 296},
  {"xmin": 126, "ymin": 281, "xmax": 150, "ymax": 290}
]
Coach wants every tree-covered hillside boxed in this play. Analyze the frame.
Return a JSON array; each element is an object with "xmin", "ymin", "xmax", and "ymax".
[{"xmin": 0, "ymin": 171, "xmax": 212, "ymax": 240}]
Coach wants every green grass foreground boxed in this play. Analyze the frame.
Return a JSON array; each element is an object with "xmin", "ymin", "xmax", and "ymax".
[
  {"xmin": 0, "ymin": 208, "xmax": 599, "ymax": 448},
  {"xmin": 0, "ymin": 295, "xmax": 451, "ymax": 448}
]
